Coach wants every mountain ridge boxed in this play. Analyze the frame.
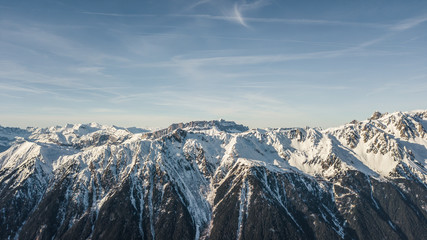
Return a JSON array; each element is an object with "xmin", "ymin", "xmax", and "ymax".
[{"xmin": 1, "ymin": 110, "xmax": 426, "ymax": 240}]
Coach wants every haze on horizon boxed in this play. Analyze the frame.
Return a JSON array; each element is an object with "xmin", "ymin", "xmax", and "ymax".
[{"xmin": 1, "ymin": 0, "xmax": 426, "ymax": 129}]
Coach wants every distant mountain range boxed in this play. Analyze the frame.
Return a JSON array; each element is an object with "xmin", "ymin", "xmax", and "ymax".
[{"xmin": 1, "ymin": 111, "xmax": 426, "ymax": 240}]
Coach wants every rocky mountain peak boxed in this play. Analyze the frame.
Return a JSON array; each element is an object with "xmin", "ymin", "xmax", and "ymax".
[
  {"xmin": 369, "ymin": 111, "xmax": 384, "ymax": 120},
  {"xmin": 143, "ymin": 119, "xmax": 249, "ymax": 139}
]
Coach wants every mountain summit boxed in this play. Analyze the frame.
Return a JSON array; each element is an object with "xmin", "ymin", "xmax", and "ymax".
[{"xmin": 1, "ymin": 111, "xmax": 427, "ymax": 240}]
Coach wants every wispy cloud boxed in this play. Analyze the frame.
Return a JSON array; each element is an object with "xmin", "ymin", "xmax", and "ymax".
[
  {"xmin": 0, "ymin": 20, "xmax": 130, "ymax": 65},
  {"xmin": 80, "ymin": 11, "xmax": 155, "ymax": 17},
  {"xmin": 366, "ymin": 81, "xmax": 419, "ymax": 96},
  {"xmin": 112, "ymin": 89, "xmax": 291, "ymax": 118},
  {"xmin": 174, "ymin": 11, "xmax": 427, "ymax": 32},
  {"xmin": 79, "ymin": 6, "xmax": 426, "ymax": 32},
  {"xmin": 0, "ymin": 83, "xmax": 50, "ymax": 94},
  {"xmin": 124, "ymin": 34, "xmax": 403, "ymax": 86},
  {"xmin": 245, "ymin": 17, "xmax": 389, "ymax": 29},
  {"xmin": 0, "ymin": 60, "xmax": 131, "ymax": 104},
  {"xmin": 239, "ymin": 0, "xmax": 271, "ymax": 11},
  {"xmin": 391, "ymin": 15, "xmax": 427, "ymax": 31},
  {"xmin": 0, "ymin": 61, "xmax": 73, "ymax": 87},
  {"xmin": 185, "ymin": 0, "xmax": 272, "ymax": 27},
  {"xmin": 225, "ymin": 0, "xmax": 271, "ymax": 27},
  {"xmin": 74, "ymin": 66, "xmax": 109, "ymax": 76},
  {"xmin": 187, "ymin": 0, "xmax": 212, "ymax": 10},
  {"xmin": 232, "ymin": 3, "xmax": 248, "ymax": 27},
  {"xmin": 170, "ymin": 38, "xmax": 388, "ymax": 67},
  {"xmin": 172, "ymin": 14, "xmax": 390, "ymax": 29}
]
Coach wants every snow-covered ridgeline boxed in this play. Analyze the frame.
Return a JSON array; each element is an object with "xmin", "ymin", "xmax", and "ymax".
[
  {"xmin": 0, "ymin": 111, "xmax": 426, "ymax": 239},
  {"xmin": 1, "ymin": 111, "xmax": 427, "ymax": 189}
]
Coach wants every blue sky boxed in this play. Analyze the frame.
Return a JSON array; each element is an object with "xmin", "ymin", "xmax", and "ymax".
[{"xmin": 1, "ymin": 0, "xmax": 426, "ymax": 129}]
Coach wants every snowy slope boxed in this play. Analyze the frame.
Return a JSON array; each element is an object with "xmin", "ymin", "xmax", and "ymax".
[{"xmin": 0, "ymin": 114, "xmax": 426, "ymax": 240}]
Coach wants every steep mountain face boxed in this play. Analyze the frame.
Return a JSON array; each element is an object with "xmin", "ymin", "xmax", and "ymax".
[{"xmin": 0, "ymin": 113, "xmax": 426, "ymax": 240}]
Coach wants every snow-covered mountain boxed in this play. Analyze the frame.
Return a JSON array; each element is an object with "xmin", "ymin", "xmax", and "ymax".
[{"xmin": 1, "ymin": 114, "xmax": 426, "ymax": 240}]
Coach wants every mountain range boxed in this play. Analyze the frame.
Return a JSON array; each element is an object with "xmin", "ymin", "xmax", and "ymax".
[{"xmin": 1, "ymin": 111, "xmax": 426, "ymax": 240}]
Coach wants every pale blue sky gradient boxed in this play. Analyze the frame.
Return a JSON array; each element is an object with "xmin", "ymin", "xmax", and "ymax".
[{"xmin": 1, "ymin": 0, "xmax": 427, "ymax": 129}]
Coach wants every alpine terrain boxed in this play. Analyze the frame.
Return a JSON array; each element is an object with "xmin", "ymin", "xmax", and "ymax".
[{"xmin": 1, "ymin": 110, "xmax": 427, "ymax": 240}]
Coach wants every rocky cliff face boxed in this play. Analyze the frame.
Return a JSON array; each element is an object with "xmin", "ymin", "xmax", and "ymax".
[{"xmin": 0, "ymin": 114, "xmax": 426, "ymax": 240}]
